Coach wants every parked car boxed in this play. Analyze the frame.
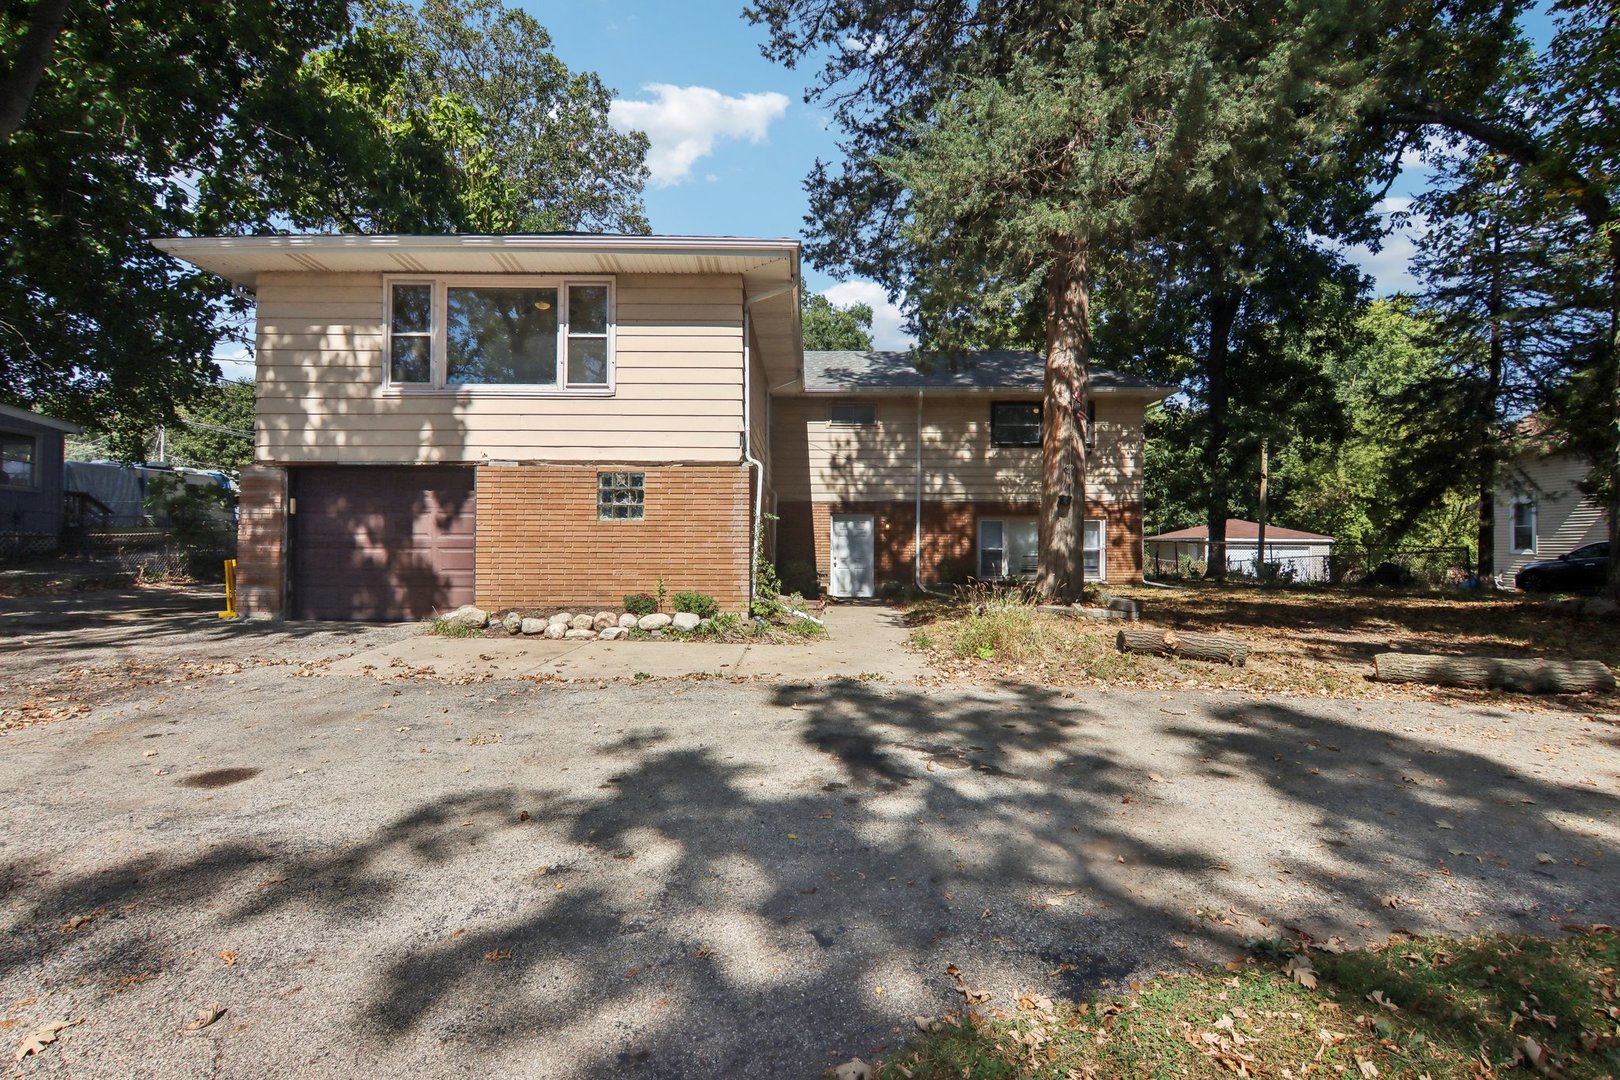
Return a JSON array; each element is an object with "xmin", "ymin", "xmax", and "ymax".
[{"xmin": 1515, "ymin": 541, "xmax": 1609, "ymax": 593}]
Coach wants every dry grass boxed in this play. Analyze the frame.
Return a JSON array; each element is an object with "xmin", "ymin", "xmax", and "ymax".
[
  {"xmin": 905, "ymin": 581, "xmax": 1620, "ymax": 702},
  {"xmin": 880, "ymin": 929, "xmax": 1620, "ymax": 1079}
]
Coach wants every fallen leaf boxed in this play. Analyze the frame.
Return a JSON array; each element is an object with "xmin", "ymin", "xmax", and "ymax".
[
  {"xmin": 217, "ymin": 950, "xmax": 237, "ymax": 966},
  {"xmin": 182, "ymin": 1004, "xmax": 224, "ymax": 1031},
  {"xmin": 946, "ymin": 964, "xmax": 992, "ymax": 1005},
  {"xmin": 13, "ymin": 1019, "xmax": 78, "ymax": 1063},
  {"xmin": 1148, "ymin": 772, "xmax": 1166, "ymax": 783},
  {"xmin": 1435, "ymin": 820, "xmax": 1455, "ymax": 830},
  {"xmin": 1536, "ymin": 852, "xmax": 1554, "ymax": 865},
  {"xmin": 483, "ymin": 949, "xmax": 511, "ymax": 963},
  {"xmin": 1356, "ymin": 1058, "xmax": 1379, "ymax": 1077},
  {"xmin": 832, "ymin": 1058, "xmax": 871, "ymax": 1080},
  {"xmin": 1287, "ymin": 953, "xmax": 1318, "ymax": 990}
]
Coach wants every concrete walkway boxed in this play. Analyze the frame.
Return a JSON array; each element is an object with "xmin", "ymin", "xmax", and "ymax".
[{"xmin": 325, "ymin": 603, "xmax": 926, "ymax": 682}]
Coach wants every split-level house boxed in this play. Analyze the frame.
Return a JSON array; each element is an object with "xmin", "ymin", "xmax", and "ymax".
[{"xmin": 157, "ymin": 234, "xmax": 1173, "ymax": 619}]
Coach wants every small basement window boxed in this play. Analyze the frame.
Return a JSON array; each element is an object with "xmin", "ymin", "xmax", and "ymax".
[
  {"xmin": 598, "ymin": 471, "xmax": 645, "ymax": 520},
  {"xmin": 0, "ymin": 432, "xmax": 36, "ymax": 488},
  {"xmin": 990, "ymin": 402, "xmax": 1042, "ymax": 447},
  {"xmin": 829, "ymin": 403, "xmax": 876, "ymax": 426}
]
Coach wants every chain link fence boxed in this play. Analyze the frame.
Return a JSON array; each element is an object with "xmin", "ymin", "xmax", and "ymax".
[
  {"xmin": 2, "ymin": 528, "xmax": 232, "ymax": 582},
  {"xmin": 1146, "ymin": 544, "xmax": 1473, "ymax": 588}
]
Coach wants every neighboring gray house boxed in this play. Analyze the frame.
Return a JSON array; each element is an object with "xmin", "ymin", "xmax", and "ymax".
[
  {"xmin": 1493, "ymin": 447, "xmax": 1608, "ymax": 585},
  {"xmin": 0, "ymin": 402, "xmax": 81, "ymax": 542}
]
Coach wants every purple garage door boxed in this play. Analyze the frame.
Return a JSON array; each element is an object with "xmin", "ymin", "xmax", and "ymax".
[{"xmin": 291, "ymin": 467, "xmax": 475, "ymax": 621}]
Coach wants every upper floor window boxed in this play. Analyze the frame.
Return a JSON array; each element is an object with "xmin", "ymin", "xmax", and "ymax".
[
  {"xmin": 829, "ymin": 403, "xmax": 876, "ymax": 426},
  {"xmin": 990, "ymin": 402, "xmax": 1042, "ymax": 447},
  {"xmin": 0, "ymin": 432, "xmax": 35, "ymax": 488},
  {"xmin": 386, "ymin": 277, "xmax": 613, "ymax": 392}
]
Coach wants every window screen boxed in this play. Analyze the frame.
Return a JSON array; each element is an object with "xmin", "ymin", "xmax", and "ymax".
[
  {"xmin": 991, "ymin": 402, "xmax": 1042, "ymax": 447},
  {"xmin": 0, "ymin": 433, "xmax": 35, "ymax": 487},
  {"xmin": 1512, "ymin": 502, "xmax": 1535, "ymax": 552},
  {"xmin": 829, "ymin": 404, "xmax": 876, "ymax": 426}
]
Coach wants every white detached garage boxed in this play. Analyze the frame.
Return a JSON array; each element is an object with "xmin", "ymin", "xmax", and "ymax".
[{"xmin": 1145, "ymin": 518, "xmax": 1335, "ymax": 582}]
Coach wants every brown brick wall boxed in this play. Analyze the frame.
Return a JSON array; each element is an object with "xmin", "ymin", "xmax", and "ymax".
[
  {"xmin": 476, "ymin": 464, "xmax": 751, "ymax": 613},
  {"xmin": 776, "ymin": 498, "xmax": 1143, "ymax": 593},
  {"xmin": 236, "ymin": 465, "xmax": 287, "ymax": 617}
]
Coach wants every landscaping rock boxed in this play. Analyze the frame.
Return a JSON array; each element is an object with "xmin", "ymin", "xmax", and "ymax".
[
  {"xmin": 520, "ymin": 618, "xmax": 546, "ymax": 635},
  {"xmin": 543, "ymin": 622, "xmax": 566, "ymax": 640},
  {"xmin": 592, "ymin": 611, "xmax": 617, "ymax": 630},
  {"xmin": 501, "ymin": 612, "xmax": 523, "ymax": 634},
  {"xmin": 671, "ymin": 612, "xmax": 701, "ymax": 632},
  {"xmin": 637, "ymin": 613, "xmax": 672, "ymax": 631},
  {"xmin": 441, "ymin": 605, "xmax": 487, "ymax": 629},
  {"xmin": 599, "ymin": 627, "xmax": 624, "ymax": 640},
  {"xmin": 564, "ymin": 628, "xmax": 596, "ymax": 640},
  {"xmin": 618, "ymin": 612, "xmax": 638, "ymax": 629},
  {"xmin": 569, "ymin": 614, "xmax": 595, "ymax": 632},
  {"xmin": 548, "ymin": 612, "xmax": 573, "ymax": 627}
]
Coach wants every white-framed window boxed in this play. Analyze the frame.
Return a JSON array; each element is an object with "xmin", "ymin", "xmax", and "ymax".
[
  {"xmin": 1512, "ymin": 501, "xmax": 1536, "ymax": 553},
  {"xmin": 978, "ymin": 518, "xmax": 1039, "ymax": 578},
  {"xmin": 0, "ymin": 432, "xmax": 36, "ymax": 488},
  {"xmin": 1084, "ymin": 518, "xmax": 1106, "ymax": 579},
  {"xmin": 598, "ymin": 471, "xmax": 645, "ymax": 520},
  {"xmin": 829, "ymin": 403, "xmax": 876, "ymax": 426},
  {"xmin": 384, "ymin": 275, "xmax": 614, "ymax": 394}
]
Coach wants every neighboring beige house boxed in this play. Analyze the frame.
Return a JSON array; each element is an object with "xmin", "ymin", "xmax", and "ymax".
[
  {"xmin": 1493, "ymin": 447, "xmax": 1608, "ymax": 585},
  {"xmin": 1144, "ymin": 518, "xmax": 1335, "ymax": 582},
  {"xmin": 772, "ymin": 350, "xmax": 1174, "ymax": 597},
  {"xmin": 157, "ymin": 233, "xmax": 1172, "ymax": 619}
]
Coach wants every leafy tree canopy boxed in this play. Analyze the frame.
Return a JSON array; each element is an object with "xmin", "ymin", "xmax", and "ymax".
[
  {"xmin": 801, "ymin": 292, "xmax": 874, "ymax": 351},
  {"xmin": 0, "ymin": 0, "xmax": 648, "ymax": 456}
]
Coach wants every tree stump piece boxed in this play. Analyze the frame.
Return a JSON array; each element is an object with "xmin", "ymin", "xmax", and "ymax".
[
  {"xmin": 1372, "ymin": 653, "xmax": 1615, "ymax": 693},
  {"xmin": 1116, "ymin": 627, "xmax": 1248, "ymax": 666}
]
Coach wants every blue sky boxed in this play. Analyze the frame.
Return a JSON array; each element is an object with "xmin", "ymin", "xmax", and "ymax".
[
  {"xmin": 212, "ymin": 1, "xmax": 1548, "ymax": 375},
  {"xmin": 533, "ymin": 0, "xmax": 1463, "ymax": 348}
]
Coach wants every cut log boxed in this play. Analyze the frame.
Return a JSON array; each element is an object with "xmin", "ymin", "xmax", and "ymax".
[
  {"xmin": 1372, "ymin": 653, "xmax": 1616, "ymax": 693},
  {"xmin": 1116, "ymin": 627, "xmax": 1248, "ymax": 666}
]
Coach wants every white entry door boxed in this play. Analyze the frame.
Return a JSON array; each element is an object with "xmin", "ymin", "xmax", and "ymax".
[{"xmin": 829, "ymin": 514, "xmax": 875, "ymax": 598}]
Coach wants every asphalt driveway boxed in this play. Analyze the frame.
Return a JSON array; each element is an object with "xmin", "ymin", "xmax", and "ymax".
[{"xmin": 2, "ymin": 598, "xmax": 1619, "ymax": 1077}]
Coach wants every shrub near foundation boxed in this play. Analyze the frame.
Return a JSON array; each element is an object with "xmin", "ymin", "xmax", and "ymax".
[
  {"xmin": 673, "ymin": 591, "xmax": 720, "ymax": 619},
  {"xmin": 623, "ymin": 592, "xmax": 657, "ymax": 617}
]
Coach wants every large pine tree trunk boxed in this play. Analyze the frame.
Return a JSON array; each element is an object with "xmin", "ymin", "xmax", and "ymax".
[
  {"xmin": 1203, "ymin": 289, "xmax": 1239, "ymax": 581},
  {"xmin": 1037, "ymin": 235, "xmax": 1091, "ymax": 603}
]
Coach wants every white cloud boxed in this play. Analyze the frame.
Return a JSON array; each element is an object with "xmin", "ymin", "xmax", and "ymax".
[
  {"xmin": 822, "ymin": 280, "xmax": 915, "ymax": 351},
  {"xmin": 609, "ymin": 84, "xmax": 790, "ymax": 187},
  {"xmin": 1340, "ymin": 197, "xmax": 1429, "ymax": 296}
]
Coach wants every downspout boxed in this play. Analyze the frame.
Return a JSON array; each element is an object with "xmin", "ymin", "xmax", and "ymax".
[
  {"xmin": 914, "ymin": 387, "xmax": 950, "ymax": 596},
  {"xmin": 741, "ymin": 280, "xmax": 795, "ymax": 613}
]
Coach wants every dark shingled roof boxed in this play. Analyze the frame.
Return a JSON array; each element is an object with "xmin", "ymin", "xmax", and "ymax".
[{"xmin": 802, "ymin": 349, "xmax": 1176, "ymax": 393}]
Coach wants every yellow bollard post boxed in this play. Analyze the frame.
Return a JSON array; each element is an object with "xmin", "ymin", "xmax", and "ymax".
[{"xmin": 218, "ymin": 558, "xmax": 240, "ymax": 619}]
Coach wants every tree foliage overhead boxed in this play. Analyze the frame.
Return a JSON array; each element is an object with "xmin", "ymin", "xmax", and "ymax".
[
  {"xmin": 364, "ymin": 0, "xmax": 650, "ymax": 234},
  {"xmin": 801, "ymin": 292, "xmax": 874, "ymax": 351},
  {"xmin": 0, "ymin": 0, "xmax": 649, "ymax": 456}
]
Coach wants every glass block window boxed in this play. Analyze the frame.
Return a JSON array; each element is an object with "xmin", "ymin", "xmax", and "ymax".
[{"xmin": 598, "ymin": 471, "xmax": 645, "ymax": 520}]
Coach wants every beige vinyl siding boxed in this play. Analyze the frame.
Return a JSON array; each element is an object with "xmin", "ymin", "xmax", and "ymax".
[
  {"xmin": 770, "ymin": 393, "xmax": 1146, "ymax": 503},
  {"xmin": 1494, "ymin": 451, "xmax": 1608, "ymax": 582},
  {"xmin": 253, "ymin": 271, "xmax": 745, "ymax": 464}
]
